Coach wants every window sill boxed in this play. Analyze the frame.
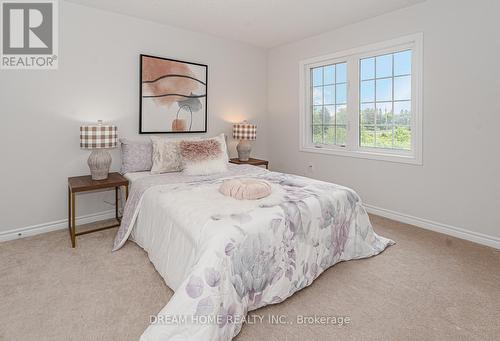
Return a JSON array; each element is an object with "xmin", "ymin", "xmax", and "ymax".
[{"xmin": 300, "ymin": 145, "xmax": 422, "ymax": 165}]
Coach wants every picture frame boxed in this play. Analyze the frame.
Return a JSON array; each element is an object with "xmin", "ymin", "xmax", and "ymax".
[{"xmin": 139, "ymin": 54, "xmax": 208, "ymax": 134}]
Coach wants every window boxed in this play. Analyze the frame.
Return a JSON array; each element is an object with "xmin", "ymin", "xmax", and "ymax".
[
  {"xmin": 360, "ymin": 50, "xmax": 412, "ymax": 150},
  {"xmin": 299, "ymin": 34, "xmax": 422, "ymax": 164},
  {"xmin": 311, "ymin": 62, "xmax": 347, "ymax": 146}
]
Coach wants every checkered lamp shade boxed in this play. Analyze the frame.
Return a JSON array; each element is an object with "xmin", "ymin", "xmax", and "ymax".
[
  {"xmin": 80, "ymin": 124, "xmax": 118, "ymax": 149},
  {"xmin": 233, "ymin": 123, "xmax": 257, "ymax": 141}
]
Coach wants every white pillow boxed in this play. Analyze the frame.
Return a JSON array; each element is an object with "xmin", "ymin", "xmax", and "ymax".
[
  {"xmin": 150, "ymin": 136, "xmax": 182, "ymax": 174},
  {"xmin": 179, "ymin": 134, "xmax": 229, "ymax": 176}
]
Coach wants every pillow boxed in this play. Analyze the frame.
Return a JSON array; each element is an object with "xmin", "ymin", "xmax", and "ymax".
[
  {"xmin": 120, "ymin": 139, "xmax": 153, "ymax": 174},
  {"xmin": 219, "ymin": 179, "xmax": 272, "ymax": 200},
  {"xmin": 180, "ymin": 134, "xmax": 229, "ymax": 176},
  {"xmin": 150, "ymin": 136, "xmax": 183, "ymax": 174}
]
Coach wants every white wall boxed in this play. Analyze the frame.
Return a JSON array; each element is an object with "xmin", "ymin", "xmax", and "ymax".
[
  {"xmin": 267, "ymin": 0, "xmax": 500, "ymax": 240},
  {"xmin": 0, "ymin": 1, "xmax": 268, "ymax": 234},
  {"xmin": 2, "ymin": 0, "xmax": 499, "ymax": 246}
]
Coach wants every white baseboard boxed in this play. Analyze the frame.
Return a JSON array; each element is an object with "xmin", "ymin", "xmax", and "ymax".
[
  {"xmin": 0, "ymin": 210, "xmax": 116, "ymax": 243},
  {"xmin": 364, "ymin": 203, "xmax": 500, "ymax": 250}
]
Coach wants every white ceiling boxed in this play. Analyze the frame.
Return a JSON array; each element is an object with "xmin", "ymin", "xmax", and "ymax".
[{"xmin": 66, "ymin": 0, "xmax": 425, "ymax": 48}]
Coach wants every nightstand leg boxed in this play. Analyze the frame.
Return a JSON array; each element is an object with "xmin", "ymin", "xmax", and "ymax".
[
  {"xmin": 115, "ymin": 186, "xmax": 119, "ymax": 221},
  {"xmin": 68, "ymin": 187, "xmax": 72, "ymax": 246},
  {"xmin": 71, "ymin": 192, "xmax": 76, "ymax": 248},
  {"xmin": 125, "ymin": 185, "xmax": 129, "ymax": 200}
]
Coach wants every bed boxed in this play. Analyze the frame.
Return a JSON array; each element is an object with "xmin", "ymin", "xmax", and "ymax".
[{"xmin": 114, "ymin": 164, "xmax": 393, "ymax": 341}]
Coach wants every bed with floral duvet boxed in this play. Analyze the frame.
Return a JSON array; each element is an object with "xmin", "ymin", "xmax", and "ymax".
[{"xmin": 113, "ymin": 164, "xmax": 393, "ymax": 341}]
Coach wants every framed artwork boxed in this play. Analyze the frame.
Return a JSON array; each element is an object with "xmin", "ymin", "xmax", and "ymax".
[{"xmin": 139, "ymin": 54, "xmax": 208, "ymax": 133}]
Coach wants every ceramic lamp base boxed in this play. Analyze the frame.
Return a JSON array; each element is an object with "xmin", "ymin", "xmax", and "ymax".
[
  {"xmin": 236, "ymin": 140, "xmax": 252, "ymax": 161},
  {"xmin": 88, "ymin": 149, "xmax": 112, "ymax": 180}
]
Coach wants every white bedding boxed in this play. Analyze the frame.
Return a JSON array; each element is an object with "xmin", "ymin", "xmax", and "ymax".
[
  {"xmin": 115, "ymin": 165, "xmax": 394, "ymax": 340},
  {"xmin": 123, "ymin": 165, "xmax": 269, "ymax": 290}
]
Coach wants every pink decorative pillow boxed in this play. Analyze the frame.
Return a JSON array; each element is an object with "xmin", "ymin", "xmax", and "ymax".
[
  {"xmin": 219, "ymin": 178, "xmax": 272, "ymax": 200},
  {"xmin": 180, "ymin": 134, "xmax": 228, "ymax": 175}
]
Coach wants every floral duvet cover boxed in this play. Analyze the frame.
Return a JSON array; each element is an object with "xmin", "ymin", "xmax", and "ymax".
[{"xmin": 113, "ymin": 165, "xmax": 393, "ymax": 341}]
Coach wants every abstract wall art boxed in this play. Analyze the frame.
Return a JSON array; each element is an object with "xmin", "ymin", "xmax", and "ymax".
[{"xmin": 140, "ymin": 54, "xmax": 208, "ymax": 133}]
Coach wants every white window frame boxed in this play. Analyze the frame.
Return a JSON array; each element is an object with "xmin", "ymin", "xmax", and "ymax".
[{"xmin": 299, "ymin": 33, "xmax": 423, "ymax": 165}]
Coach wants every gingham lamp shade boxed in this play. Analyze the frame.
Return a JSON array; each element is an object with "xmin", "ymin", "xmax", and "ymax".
[
  {"xmin": 233, "ymin": 122, "xmax": 257, "ymax": 141},
  {"xmin": 80, "ymin": 123, "xmax": 118, "ymax": 149}
]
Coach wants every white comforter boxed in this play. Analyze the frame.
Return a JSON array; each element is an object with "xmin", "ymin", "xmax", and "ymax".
[{"xmin": 114, "ymin": 165, "xmax": 393, "ymax": 340}]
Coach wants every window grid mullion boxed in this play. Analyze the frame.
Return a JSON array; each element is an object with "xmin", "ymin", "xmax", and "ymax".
[
  {"xmin": 347, "ymin": 56, "xmax": 358, "ymax": 151},
  {"xmin": 310, "ymin": 69, "xmax": 316, "ymax": 145},
  {"xmin": 360, "ymin": 74, "xmax": 410, "ymax": 82},
  {"xmin": 321, "ymin": 67, "xmax": 325, "ymax": 144},
  {"xmin": 358, "ymin": 58, "xmax": 362, "ymax": 148},
  {"xmin": 333, "ymin": 106, "xmax": 336, "ymax": 145},
  {"xmin": 392, "ymin": 53, "xmax": 395, "ymax": 148},
  {"xmin": 374, "ymin": 58, "xmax": 377, "ymax": 147}
]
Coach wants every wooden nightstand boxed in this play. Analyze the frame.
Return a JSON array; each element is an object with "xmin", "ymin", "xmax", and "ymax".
[
  {"xmin": 229, "ymin": 158, "xmax": 269, "ymax": 169},
  {"xmin": 67, "ymin": 173, "xmax": 129, "ymax": 248}
]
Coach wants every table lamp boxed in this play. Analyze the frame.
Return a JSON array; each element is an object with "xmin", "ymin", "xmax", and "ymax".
[
  {"xmin": 233, "ymin": 122, "xmax": 256, "ymax": 161},
  {"xmin": 80, "ymin": 120, "xmax": 118, "ymax": 180}
]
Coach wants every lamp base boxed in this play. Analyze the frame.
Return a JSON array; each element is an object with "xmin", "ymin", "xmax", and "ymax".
[
  {"xmin": 236, "ymin": 140, "xmax": 252, "ymax": 161},
  {"xmin": 88, "ymin": 149, "xmax": 112, "ymax": 180}
]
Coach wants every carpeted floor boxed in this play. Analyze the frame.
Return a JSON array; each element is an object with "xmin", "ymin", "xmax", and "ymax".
[{"xmin": 1, "ymin": 215, "xmax": 499, "ymax": 341}]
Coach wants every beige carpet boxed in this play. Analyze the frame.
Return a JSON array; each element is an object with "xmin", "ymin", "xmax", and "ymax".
[{"xmin": 1, "ymin": 215, "xmax": 499, "ymax": 341}]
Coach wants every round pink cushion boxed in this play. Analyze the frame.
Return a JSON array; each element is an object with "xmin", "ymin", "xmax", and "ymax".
[{"xmin": 219, "ymin": 178, "xmax": 272, "ymax": 200}]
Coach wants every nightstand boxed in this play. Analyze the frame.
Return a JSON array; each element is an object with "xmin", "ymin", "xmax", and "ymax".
[
  {"xmin": 67, "ymin": 173, "xmax": 129, "ymax": 248},
  {"xmin": 229, "ymin": 158, "xmax": 269, "ymax": 169}
]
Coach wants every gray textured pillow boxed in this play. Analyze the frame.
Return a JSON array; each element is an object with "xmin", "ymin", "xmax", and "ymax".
[{"xmin": 120, "ymin": 139, "xmax": 153, "ymax": 174}]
